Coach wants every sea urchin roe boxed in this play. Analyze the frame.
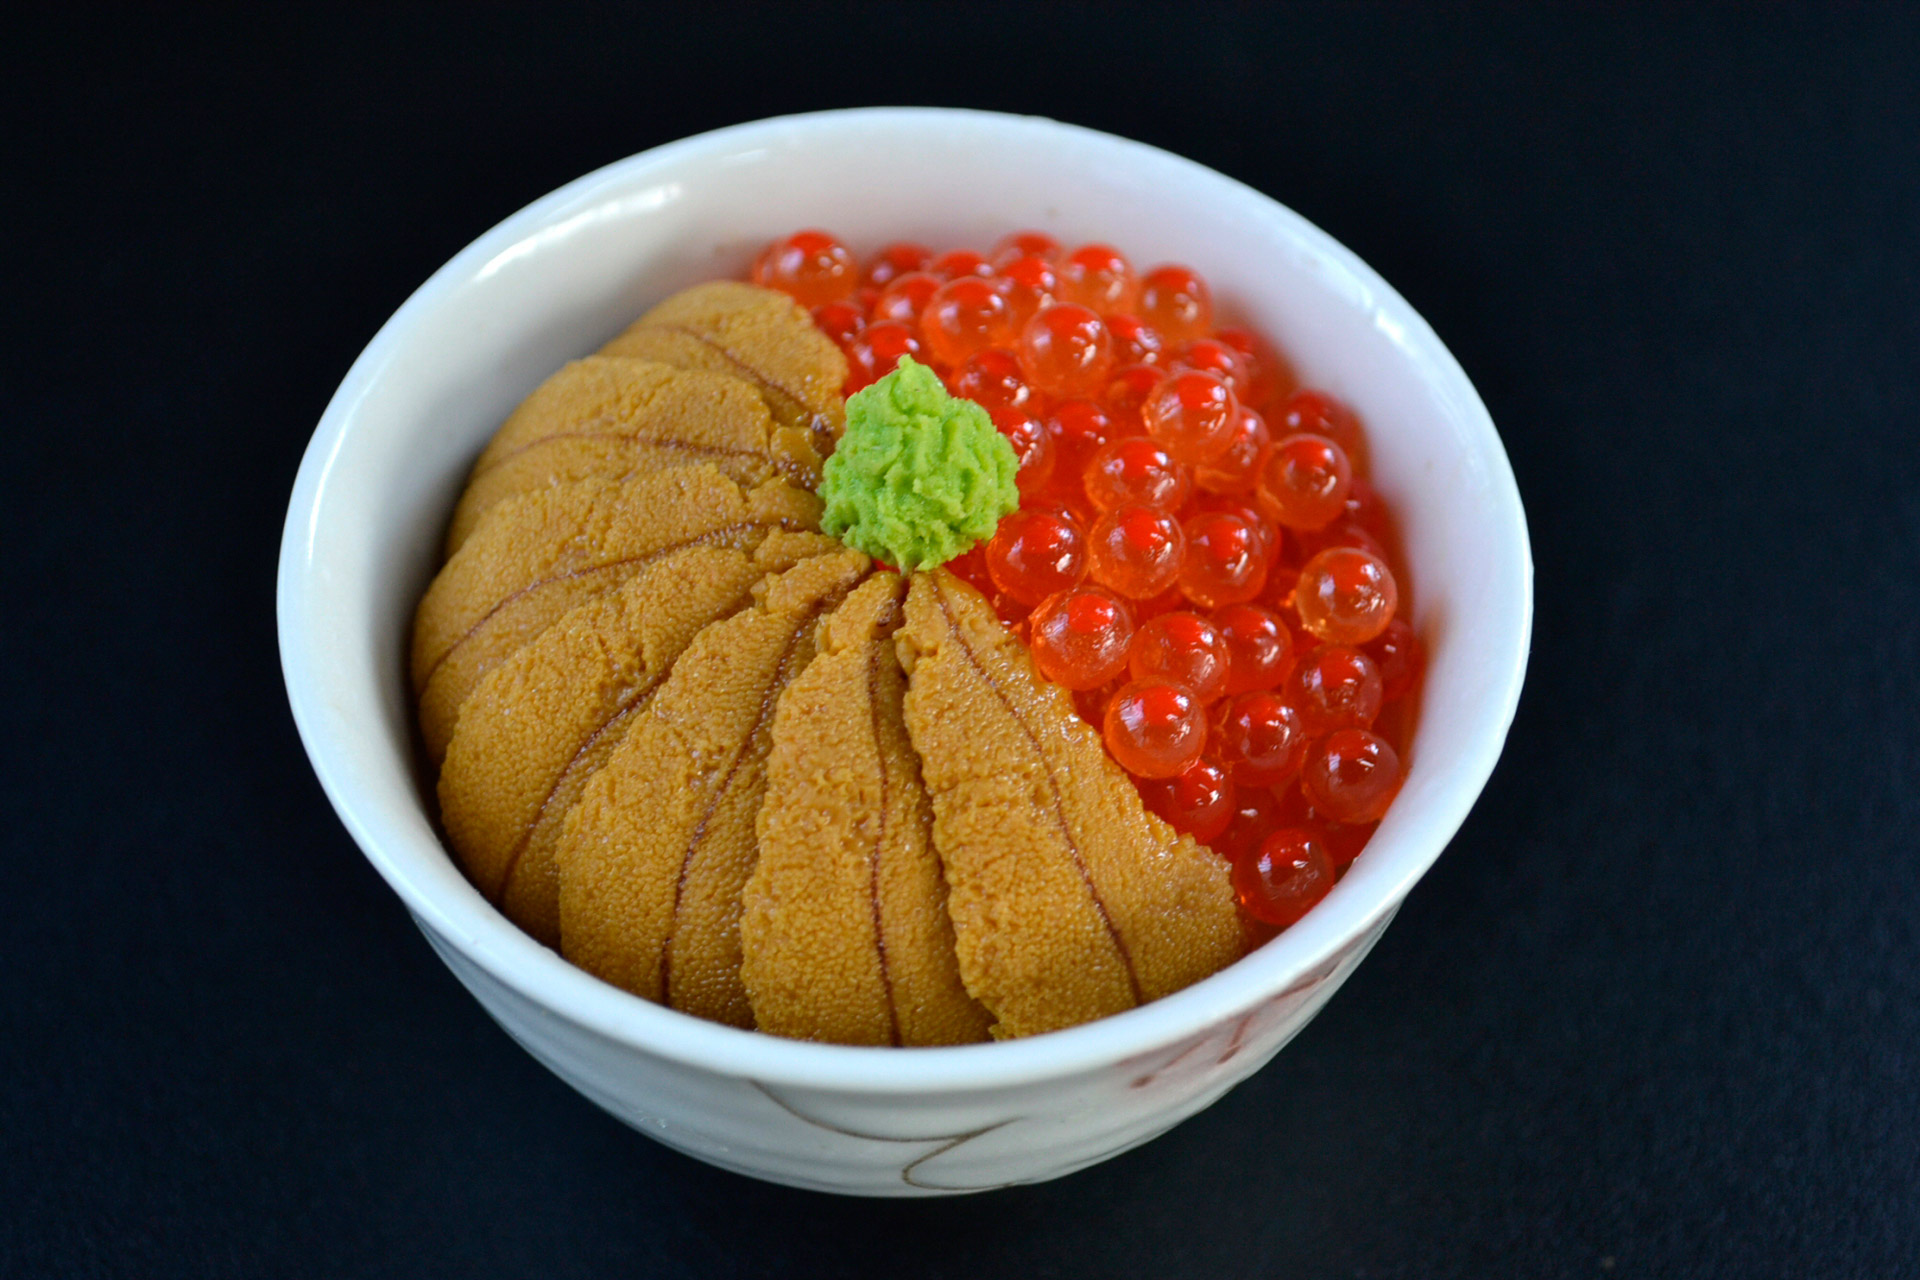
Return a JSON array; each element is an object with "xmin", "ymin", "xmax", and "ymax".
[
  {"xmin": 410, "ymin": 465, "xmax": 824, "ymax": 766},
  {"xmin": 895, "ymin": 571, "xmax": 1241, "ymax": 1038},
  {"xmin": 740, "ymin": 572, "xmax": 992, "ymax": 1046},
  {"xmin": 554, "ymin": 549, "xmax": 872, "ymax": 1026},
  {"xmin": 818, "ymin": 357, "xmax": 1019, "ymax": 571},
  {"xmin": 600, "ymin": 280, "xmax": 849, "ymax": 444},
  {"xmin": 438, "ymin": 532, "xmax": 841, "ymax": 948}
]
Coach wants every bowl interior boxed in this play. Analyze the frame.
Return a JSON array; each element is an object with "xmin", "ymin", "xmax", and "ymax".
[{"xmin": 279, "ymin": 108, "xmax": 1530, "ymax": 1091}]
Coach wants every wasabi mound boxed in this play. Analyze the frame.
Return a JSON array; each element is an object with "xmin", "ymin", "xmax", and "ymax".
[{"xmin": 817, "ymin": 357, "xmax": 1019, "ymax": 571}]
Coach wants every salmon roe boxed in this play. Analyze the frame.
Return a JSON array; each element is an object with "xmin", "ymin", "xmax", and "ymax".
[
  {"xmin": 1030, "ymin": 585, "xmax": 1134, "ymax": 690},
  {"xmin": 1087, "ymin": 504, "xmax": 1184, "ymax": 600},
  {"xmin": 1019, "ymin": 303, "xmax": 1115, "ymax": 399},
  {"xmin": 753, "ymin": 230, "xmax": 857, "ymax": 307},
  {"xmin": 770, "ymin": 229, "xmax": 1425, "ymax": 936}
]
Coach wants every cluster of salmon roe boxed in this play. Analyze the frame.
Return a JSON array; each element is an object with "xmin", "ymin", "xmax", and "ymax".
[{"xmin": 753, "ymin": 229, "xmax": 1424, "ymax": 933}]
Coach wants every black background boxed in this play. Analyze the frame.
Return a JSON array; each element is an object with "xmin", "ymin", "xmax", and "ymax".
[{"xmin": 5, "ymin": 6, "xmax": 1917, "ymax": 1277}]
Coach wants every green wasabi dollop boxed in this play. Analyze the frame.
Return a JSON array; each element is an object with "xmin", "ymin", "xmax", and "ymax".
[{"xmin": 817, "ymin": 356, "xmax": 1020, "ymax": 572}]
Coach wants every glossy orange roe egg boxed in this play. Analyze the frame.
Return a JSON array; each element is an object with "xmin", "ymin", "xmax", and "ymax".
[
  {"xmin": 1214, "ymin": 327, "xmax": 1295, "ymax": 409},
  {"xmin": 991, "ymin": 408, "xmax": 1056, "ymax": 498},
  {"xmin": 992, "ymin": 229, "xmax": 1063, "ymax": 266},
  {"xmin": 1177, "ymin": 509, "xmax": 1268, "ymax": 608},
  {"xmin": 1029, "ymin": 584, "xmax": 1134, "ymax": 690},
  {"xmin": 1302, "ymin": 728, "xmax": 1403, "ymax": 824},
  {"xmin": 921, "ymin": 276, "xmax": 1014, "ymax": 368},
  {"xmin": 1045, "ymin": 398, "xmax": 1116, "ymax": 481},
  {"xmin": 1215, "ymin": 785, "xmax": 1284, "ymax": 862},
  {"xmin": 1363, "ymin": 616, "xmax": 1424, "ymax": 702},
  {"xmin": 930, "ymin": 248, "xmax": 995, "ymax": 281},
  {"xmin": 1214, "ymin": 603, "xmax": 1293, "ymax": 694},
  {"xmin": 1233, "ymin": 829, "xmax": 1335, "ymax": 926},
  {"xmin": 1106, "ymin": 314, "xmax": 1166, "ymax": 366},
  {"xmin": 842, "ymin": 320, "xmax": 923, "ymax": 393},
  {"xmin": 1193, "ymin": 405, "xmax": 1271, "ymax": 496},
  {"xmin": 811, "ymin": 301, "xmax": 865, "ymax": 349},
  {"xmin": 1128, "ymin": 611, "xmax": 1230, "ymax": 704},
  {"xmin": 1176, "ymin": 337, "xmax": 1249, "ymax": 394},
  {"xmin": 1144, "ymin": 369, "xmax": 1239, "ymax": 465},
  {"xmin": 753, "ymin": 230, "xmax": 858, "ymax": 307},
  {"xmin": 1138, "ymin": 754, "xmax": 1237, "ymax": 843},
  {"xmin": 954, "ymin": 349, "xmax": 1036, "ymax": 414},
  {"xmin": 1138, "ymin": 264, "xmax": 1213, "ymax": 345},
  {"xmin": 1103, "ymin": 363, "xmax": 1164, "ymax": 434},
  {"xmin": 1083, "ymin": 438, "xmax": 1189, "ymax": 513},
  {"xmin": 1197, "ymin": 493, "xmax": 1280, "ymax": 562},
  {"xmin": 1278, "ymin": 389, "xmax": 1366, "ymax": 468},
  {"xmin": 998, "ymin": 255, "xmax": 1061, "ymax": 330},
  {"xmin": 986, "ymin": 507, "xmax": 1087, "ymax": 607},
  {"xmin": 1103, "ymin": 680, "xmax": 1207, "ymax": 779},
  {"xmin": 1057, "ymin": 244, "xmax": 1139, "ymax": 314},
  {"xmin": 1018, "ymin": 303, "xmax": 1115, "ymax": 399},
  {"xmin": 1287, "ymin": 645, "xmax": 1384, "ymax": 736},
  {"xmin": 1214, "ymin": 690, "xmax": 1308, "ymax": 787},
  {"xmin": 1295, "ymin": 546, "xmax": 1399, "ymax": 646},
  {"xmin": 1257, "ymin": 433, "xmax": 1354, "ymax": 530},
  {"xmin": 1087, "ymin": 504, "xmax": 1184, "ymax": 600},
  {"xmin": 861, "ymin": 241, "xmax": 933, "ymax": 291},
  {"xmin": 872, "ymin": 272, "xmax": 942, "ymax": 333}
]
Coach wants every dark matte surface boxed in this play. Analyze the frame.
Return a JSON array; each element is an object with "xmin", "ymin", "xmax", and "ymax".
[{"xmin": 4, "ymin": 7, "xmax": 1916, "ymax": 1277}]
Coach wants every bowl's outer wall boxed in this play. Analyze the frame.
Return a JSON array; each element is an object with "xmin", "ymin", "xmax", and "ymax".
[
  {"xmin": 280, "ymin": 109, "xmax": 1530, "ymax": 1194},
  {"xmin": 420, "ymin": 908, "xmax": 1396, "ymax": 1195}
]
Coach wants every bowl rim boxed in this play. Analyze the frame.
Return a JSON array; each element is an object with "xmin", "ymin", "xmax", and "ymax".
[{"xmin": 278, "ymin": 106, "xmax": 1532, "ymax": 1094}]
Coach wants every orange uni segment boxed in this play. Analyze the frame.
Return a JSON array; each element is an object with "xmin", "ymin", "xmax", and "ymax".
[
  {"xmin": 409, "ymin": 466, "xmax": 822, "ymax": 765},
  {"xmin": 437, "ymin": 532, "xmax": 841, "ymax": 947},
  {"xmin": 445, "ymin": 357, "xmax": 797, "ymax": 555},
  {"xmin": 896, "ymin": 570, "xmax": 1243, "ymax": 1039},
  {"xmin": 599, "ymin": 280, "xmax": 848, "ymax": 453},
  {"xmin": 555, "ymin": 549, "xmax": 871, "ymax": 1028},
  {"xmin": 740, "ymin": 573, "xmax": 992, "ymax": 1047}
]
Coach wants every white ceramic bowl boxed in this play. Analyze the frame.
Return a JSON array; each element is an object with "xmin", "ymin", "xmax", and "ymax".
[{"xmin": 278, "ymin": 108, "xmax": 1531, "ymax": 1196}]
